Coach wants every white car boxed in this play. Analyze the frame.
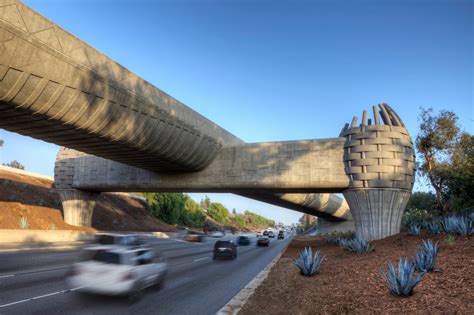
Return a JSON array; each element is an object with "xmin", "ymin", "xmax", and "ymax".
[
  {"xmin": 210, "ymin": 231, "xmax": 225, "ymax": 238},
  {"xmin": 67, "ymin": 246, "xmax": 167, "ymax": 299}
]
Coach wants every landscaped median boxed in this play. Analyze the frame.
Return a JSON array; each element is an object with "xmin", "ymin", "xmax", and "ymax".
[{"xmin": 238, "ymin": 233, "xmax": 473, "ymax": 314}]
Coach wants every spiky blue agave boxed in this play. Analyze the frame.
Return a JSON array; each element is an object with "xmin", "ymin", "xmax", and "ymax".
[
  {"xmin": 442, "ymin": 216, "xmax": 472, "ymax": 236},
  {"xmin": 414, "ymin": 240, "xmax": 439, "ymax": 272},
  {"xmin": 408, "ymin": 224, "xmax": 421, "ymax": 236},
  {"xmin": 382, "ymin": 258, "xmax": 425, "ymax": 297},
  {"xmin": 325, "ymin": 237, "xmax": 341, "ymax": 245},
  {"xmin": 426, "ymin": 222, "xmax": 441, "ymax": 235},
  {"xmin": 291, "ymin": 246, "xmax": 325, "ymax": 276},
  {"xmin": 339, "ymin": 237, "xmax": 374, "ymax": 254}
]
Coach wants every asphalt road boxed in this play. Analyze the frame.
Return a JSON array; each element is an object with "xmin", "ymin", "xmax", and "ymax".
[{"xmin": 0, "ymin": 232, "xmax": 293, "ymax": 314}]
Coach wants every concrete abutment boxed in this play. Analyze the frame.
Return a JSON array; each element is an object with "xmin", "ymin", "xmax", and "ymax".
[{"xmin": 58, "ymin": 189, "xmax": 99, "ymax": 227}]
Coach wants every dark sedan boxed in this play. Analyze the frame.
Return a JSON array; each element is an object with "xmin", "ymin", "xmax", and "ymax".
[
  {"xmin": 257, "ymin": 237, "xmax": 270, "ymax": 247},
  {"xmin": 213, "ymin": 240, "xmax": 237, "ymax": 260},
  {"xmin": 237, "ymin": 236, "xmax": 251, "ymax": 246}
]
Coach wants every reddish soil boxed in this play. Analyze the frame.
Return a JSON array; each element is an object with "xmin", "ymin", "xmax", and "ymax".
[
  {"xmin": 0, "ymin": 169, "xmax": 175, "ymax": 232},
  {"xmin": 240, "ymin": 233, "xmax": 474, "ymax": 314}
]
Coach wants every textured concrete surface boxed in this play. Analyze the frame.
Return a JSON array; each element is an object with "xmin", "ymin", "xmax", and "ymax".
[
  {"xmin": 341, "ymin": 104, "xmax": 416, "ymax": 240},
  {"xmin": 1, "ymin": 0, "xmax": 350, "ymax": 225},
  {"xmin": 56, "ymin": 189, "xmax": 98, "ymax": 227}
]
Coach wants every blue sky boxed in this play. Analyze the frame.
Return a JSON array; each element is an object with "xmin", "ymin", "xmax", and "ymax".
[{"xmin": 1, "ymin": 0, "xmax": 472, "ymax": 224}]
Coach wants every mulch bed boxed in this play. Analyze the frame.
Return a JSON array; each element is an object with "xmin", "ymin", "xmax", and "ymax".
[{"xmin": 240, "ymin": 232, "xmax": 474, "ymax": 314}]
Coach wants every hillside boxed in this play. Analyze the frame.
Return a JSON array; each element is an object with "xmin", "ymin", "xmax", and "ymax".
[{"xmin": 0, "ymin": 167, "xmax": 175, "ymax": 232}]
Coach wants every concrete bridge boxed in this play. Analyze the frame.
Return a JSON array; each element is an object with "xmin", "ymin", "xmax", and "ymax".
[{"xmin": 0, "ymin": 1, "xmax": 415, "ymax": 240}]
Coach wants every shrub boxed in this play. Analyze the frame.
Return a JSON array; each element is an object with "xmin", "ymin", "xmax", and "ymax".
[
  {"xmin": 414, "ymin": 240, "xmax": 440, "ymax": 272},
  {"xmin": 408, "ymin": 224, "xmax": 421, "ymax": 236},
  {"xmin": 442, "ymin": 216, "xmax": 472, "ymax": 236},
  {"xmin": 325, "ymin": 230, "xmax": 354, "ymax": 246},
  {"xmin": 382, "ymin": 258, "xmax": 425, "ymax": 297},
  {"xmin": 443, "ymin": 234, "xmax": 456, "ymax": 246},
  {"xmin": 291, "ymin": 247, "xmax": 325, "ymax": 276},
  {"xmin": 426, "ymin": 222, "xmax": 441, "ymax": 235},
  {"xmin": 339, "ymin": 236, "xmax": 374, "ymax": 254},
  {"xmin": 19, "ymin": 217, "xmax": 29, "ymax": 229},
  {"xmin": 402, "ymin": 207, "xmax": 432, "ymax": 231}
]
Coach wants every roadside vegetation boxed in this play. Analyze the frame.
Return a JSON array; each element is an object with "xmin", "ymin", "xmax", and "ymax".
[{"xmin": 143, "ymin": 192, "xmax": 275, "ymax": 231}]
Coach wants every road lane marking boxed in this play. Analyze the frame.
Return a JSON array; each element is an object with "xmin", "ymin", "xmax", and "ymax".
[
  {"xmin": 0, "ymin": 266, "xmax": 69, "ymax": 278},
  {"xmin": 0, "ymin": 286, "xmax": 86, "ymax": 308},
  {"xmin": 193, "ymin": 257, "xmax": 209, "ymax": 262}
]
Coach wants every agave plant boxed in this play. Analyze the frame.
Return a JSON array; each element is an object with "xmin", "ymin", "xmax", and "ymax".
[
  {"xmin": 442, "ymin": 216, "xmax": 472, "ymax": 236},
  {"xmin": 339, "ymin": 236, "xmax": 374, "ymax": 254},
  {"xmin": 426, "ymin": 222, "xmax": 441, "ymax": 235},
  {"xmin": 414, "ymin": 240, "xmax": 440, "ymax": 272},
  {"xmin": 19, "ymin": 216, "xmax": 29, "ymax": 229},
  {"xmin": 382, "ymin": 258, "xmax": 425, "ymax": 297},
  {"xmin": 325, "ymin": 236, "xmax": 341, "ymax": 245},
  {"xmin": 408, "ymin": 224, "xmax": 421, "ymax": 236},
  {"xmin": 291, "ymin": 246, "xmax": 325, "ymax": 276}
]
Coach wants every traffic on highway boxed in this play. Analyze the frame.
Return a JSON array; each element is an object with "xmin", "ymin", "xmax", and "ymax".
[{"xmin": 0, "ymin": 229, "xmax": 293, "ymax": 314}]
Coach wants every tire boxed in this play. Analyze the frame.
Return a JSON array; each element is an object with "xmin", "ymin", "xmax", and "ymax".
[
  {"xmin": 128, "ymin": 281, "xmax": 144, "ymax": 302},
  {"xmin": 213, "ymin": 254, "xmax": 217, "ymax": 260}
]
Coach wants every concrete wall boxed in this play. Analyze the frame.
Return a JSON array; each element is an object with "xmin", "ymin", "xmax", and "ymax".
[
  {"xmin": 71, "ymin": 138, "xmax": 350, "ymax": 193},
  {"xmin": 0, "ymin": 229, "xmax": 95, "ymax": 244}
]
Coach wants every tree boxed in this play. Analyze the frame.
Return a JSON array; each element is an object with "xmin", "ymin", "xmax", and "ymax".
[
  {"xmin": 3, "ymin": 160, "xmax": 25, "ymax": 170},
  {"xmin": 232, "ymin": 208, "xmax": 236, "ymax": 215},
  {"xmin": 200, "ymin": 195, "xmax": 211, "ymax": 212},
  {"xmin": 207, "ymin": 202, "xmax": 229, "ymax": 224},
  {"xmin": 144, "ymin": 192, "xmax": 185, "ymax": 225},
  {"xmin": 416, "ymin": 107, "xmax": 472, "ymax": 213},
  {"xmin": 181, "ymin": 195, "xmax": 206, "ymax": 228}
]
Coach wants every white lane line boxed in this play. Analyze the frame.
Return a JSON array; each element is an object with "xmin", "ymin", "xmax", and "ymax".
[
  {"xmin": 0, "ymin": 286, "xmax": 86, "ymax": 308},
  {"xmin": 193, "ymin": 257, "xmax": 209, "ymax": 262},
  {"xmin": 0, "ymin": 266, "xmax": 69, "ymax": 278},
  {"xmin": 0, "ymin": 274, "xmax": 14, "ymax": 279}
]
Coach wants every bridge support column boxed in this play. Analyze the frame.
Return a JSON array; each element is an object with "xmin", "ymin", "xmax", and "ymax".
[
  {"xmin": 341, "ymin": 104, "xmax": 416, "ymax": 240},
  {"xmin": 343, "ymin": 189, "xmax": 410, "ymax": 240},
  {"xmin": 58, "ymin": 189, "xmax": 99, "ymax": 227}
]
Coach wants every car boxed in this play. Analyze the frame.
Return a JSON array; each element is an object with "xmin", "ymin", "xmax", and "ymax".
[
  {"xmin": 262, "ymin": 230, "xmax": 269, "ymax": 236},
  {"xmin": 213, "ymin": 240, "xmax": 237, "ymax": 260},
  {"xmin": 92, "ymin": 233, "xmax": 145, "ymax": 248},
  {"xmin": 210, "ymin": 231, "xmax": 225, "ymax": 238},
  {"xmin": 256, "ymin": 232, "xmax": 262, "ymax": 237},
  {"xmin": 66, "ymin": 246, "xmax": 167, "ymax": 299},
  {"xmin": 185, "ymin": 233, "xmax": 205, "ymax": 242},
  {"xmin": 267, "ymin": 231, "xmax": 275, "ymax": 238},
  {"xmin": 237, "ymin": 236, "xmax": 251, "ymax": 246},
  {"xmin": 278, "ymin": 231, "xmax": 285, "ymax": 239},
  {"xmin": 257, "ymin": 237, "xmax": 270, "ymax": 247}
]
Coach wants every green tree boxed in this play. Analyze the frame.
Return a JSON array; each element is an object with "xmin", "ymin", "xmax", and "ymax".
[
  {"xmin": 3, "ymin": 160, "xmax": 25, "ymax": 170},
  {"xmin": 416, "ymin": 108, "xmax": 473, "ymax": 213},
  {"xmin": 207, "ymin": 202, "xmax": 229, "ymax": 224},
  {"xmin": 181, "ymin": 195, "xmax": 206, "ymax": 228},
  {"xmin": 144, "ymin": 192, "xmax": 185, "ymax": 225},
  {"xmin": 200, "ymin": 195, "xmax": 211, "ymax": 212}
]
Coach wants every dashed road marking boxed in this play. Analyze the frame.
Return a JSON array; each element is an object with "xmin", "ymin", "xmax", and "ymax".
[
  {"xmin": 193, "ymin": 257, "xmax": 209, "ymax": 262},
  {"xmin": 0, "ymin": 286, "xmax": 86, "ymax": 308}
]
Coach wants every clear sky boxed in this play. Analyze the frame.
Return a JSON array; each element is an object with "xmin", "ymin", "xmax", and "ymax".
[{"xmin": 0, "ymin": 0, "xmax": 472, "ymax": 224}]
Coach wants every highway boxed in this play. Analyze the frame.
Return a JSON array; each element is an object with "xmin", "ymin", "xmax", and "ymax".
[{"xmin": 0, "ymin": 232, "xmax": 292, "ymax": 314}]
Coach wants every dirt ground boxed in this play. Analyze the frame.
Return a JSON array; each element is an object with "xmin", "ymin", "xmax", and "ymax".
[
  {"xmin": 240, "ymin": 233, "xmax": 474, "ymax": 314},
  {"xmin": 0, "ymin": 169, "xmax": 175, "ymax": 232}
]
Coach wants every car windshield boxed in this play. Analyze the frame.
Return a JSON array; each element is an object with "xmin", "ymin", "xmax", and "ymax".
[
  {"xmin": 96, "ymin": 235, "xmax": 116, "ymax": 244},
  {"xmin": 258, "ymin": 238, "xmax": 268, "ymax": 240},
  {"xmin": 92, "ymin": 250, "xmax": 122, "ymax": 264},
  {"xmin": 215, "ymin": 241, "xmax": 232, "ymax": 248}
]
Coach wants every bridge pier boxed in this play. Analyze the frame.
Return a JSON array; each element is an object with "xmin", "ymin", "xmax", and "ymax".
[
  {"xmin": 340, "ymin": 104, "xmax": 416, "ymax": 241},
  {"xmin": 58, "ymin": 189, "xmax": 99, "ymax": 227}
]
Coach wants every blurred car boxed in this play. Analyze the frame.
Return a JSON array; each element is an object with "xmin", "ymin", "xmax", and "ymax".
[
  {"xmin": 267, "ymin": 231, "xmax": 275, "ymax": 238},
  {"xmin": 67, "ymin": 246, "xmax": 167, "ymax": 299},
  {"xmin": 278, "ymin": 231, "xmax": 285, "ymax": 239},
  {"xmin": 185, "ymin": 233, "xmax": 205, "ymax": 242},
  {"xmin": 257, "ymin": 237, "xmax": 270, "ymax": 247},
  {"xmin": 92, "ymin": 233, "xmax": 145, "ymax": 248},
  {"xmin": 262, "ymin": 230, "xmax": 269, "ymax": 236},
  {"xmin": 237, "ymin": 236, "xmax": 251, "ymax": 246},
  {"xmin": 210, "ymin": 231, "xmax": 225, "ymax": 238},
  {"xmin": 213, "ymin": 240, "xmax": 237, "ymax": 260},
  {"xmin": 256, "ymin": 232, "xmax": 262, "ymax": 237}
]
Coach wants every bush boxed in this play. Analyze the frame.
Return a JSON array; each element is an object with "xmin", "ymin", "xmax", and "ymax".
[
  {"xmin": 19, "ymin": 217, "xmax": 29, "ymax": 229},
  {"xmin": 402, "ymin": 207, "xmax": 432, "ymax": 231},
  {"xmin": 442, "ymin": 215, "xmax": 472, "ymax": 236},
  {"xmin": 382, "ymin": 258, "xmax": 425, "ymax": 297},
  {"xmin": 325, "ymin": 230, "xmax": 354, "ymax": 246},
  {"xmin": 414, "ymin": 240, "xmax": 440, "ymax": 272},
  {"xmin": 408, "ymin": 224, "xmax": 421, "ymax": 236},
  {"xmin": 443, "ymin": 234, "xmax": 456, "ymax": 246},
  {"xmin": 291, "ymin": 247, "xmax": 325, "ymax": 276},
  {"xmin": 339, "ymin": 236, "xmax": 374, "ymax": 254},
  {"xmin": 425, "ymin": 222, "xmax": 441, "ymax": 235}
]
